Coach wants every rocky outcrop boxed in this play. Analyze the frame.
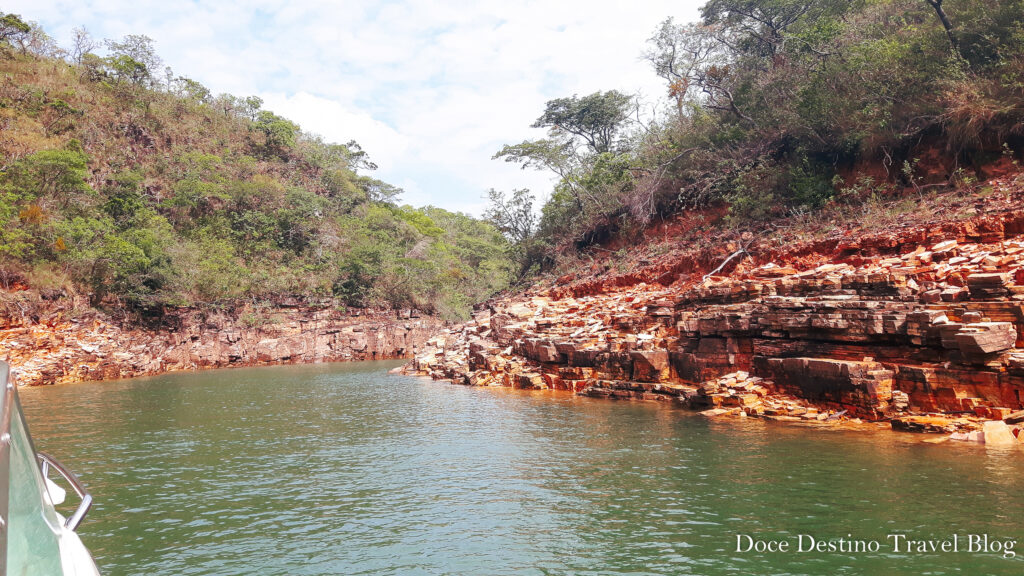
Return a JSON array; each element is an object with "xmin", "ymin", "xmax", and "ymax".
[
  {"xmin": 0, "ymin": 294, "xmax": 442, "ymax": 386},
  {"xmin": 404, "ymin": 184, "xmax": 1024, "ymax": 443}
]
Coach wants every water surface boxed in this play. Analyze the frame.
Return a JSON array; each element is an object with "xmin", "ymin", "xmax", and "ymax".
[{"xmin": 19, "ymin": 361, "xmax": 1024, "ymax": 575}]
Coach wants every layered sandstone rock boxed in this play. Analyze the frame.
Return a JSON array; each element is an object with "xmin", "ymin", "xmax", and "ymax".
[
  {"xmin": 0, "ymin": 294, "xmax": 442, "ymax": 386},
  {"xmin": 404, "ymin": 219, "xmax": 1024, "ymax": 441}
]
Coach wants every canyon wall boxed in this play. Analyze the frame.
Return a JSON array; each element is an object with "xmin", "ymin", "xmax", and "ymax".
[
  {"xmin": 406, "ymin": 182, "xmax": 1024, "ymax": 435},
  {"xmin": 0, "ymin": 293, "xmax": 442, "ymax": 386}
]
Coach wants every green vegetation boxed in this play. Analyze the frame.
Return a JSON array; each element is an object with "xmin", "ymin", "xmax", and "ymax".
[
  {"xmin": 493, "ymin": 0, "xmax": 1024, "ymax": 268},
  {"xmin": 6, "ymin": 1, "xmax": 1021, "ymax": 314},
  {"xmin": 0, "ymin": 16, "xmax": 513, "ymax": 320}
]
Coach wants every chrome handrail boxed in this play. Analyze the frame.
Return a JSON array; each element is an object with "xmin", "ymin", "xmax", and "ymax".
[{"xmin": 37, "ymin": 452, "xmax": 93, "ymax": 532}]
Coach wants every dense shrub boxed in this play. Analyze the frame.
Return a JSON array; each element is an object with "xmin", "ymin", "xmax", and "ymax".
[{"xmin": 492, "ymin": 0, "xmax": 1024, "ymax": 270}]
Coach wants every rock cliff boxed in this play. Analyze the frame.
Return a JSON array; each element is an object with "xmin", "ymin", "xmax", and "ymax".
[
  {"xmin": 1, "ymin": 294, "xmax": 442, "ymax": 386},
  {"xmin": 405, "ymin": 175, "xmax": 1024, "ymax": 444}
]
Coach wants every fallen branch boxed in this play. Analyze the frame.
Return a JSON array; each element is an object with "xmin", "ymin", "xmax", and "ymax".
[
  {"xmin": 702, "ymin": 231, "xmax": 759, "ymax": 283},
  {"xmin": 702, "ymin": 248, "xmax": 748, "ymax": 282}
]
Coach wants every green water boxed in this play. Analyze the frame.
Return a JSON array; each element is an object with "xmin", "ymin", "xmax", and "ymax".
[{"xmin": 18, "ymin": 361, "xmax": 1024, "ymax": 575}]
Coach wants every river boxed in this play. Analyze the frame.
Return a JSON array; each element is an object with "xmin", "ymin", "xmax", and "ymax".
[{"xmin": 18, "ymin": 360, "xmax": 1024, "ymax": 575}]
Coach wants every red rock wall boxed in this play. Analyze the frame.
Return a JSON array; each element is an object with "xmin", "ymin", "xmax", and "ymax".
[
  {"xmin": 0, "ymin": 292, "xmax": 443, "ymax": 386},
  {"xmin": 406, "ymin": 231, "xmax": 1024, "ymax": 424}
]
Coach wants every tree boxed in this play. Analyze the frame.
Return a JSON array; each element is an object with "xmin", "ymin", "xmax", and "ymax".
[
  {"xmin": 645, "ymin": 19, "xmax": 718, "ymax": 114},
  {"xmin": 494, "ymin": 138, "xmax": 585, "ymax": 211},
  {"xmin": 301, "ymin": 137, "xmax": 378, "ymax": 172},
  {"xmin": 70, "ymin": 26, "xmax": 97, "ymax": 64},
  {"xmin": 531, "ymin": 90, "xmax": 633, "ymax": 154},
  {"xmin": 174, "ymin": 77, "xmax": 211, "ymax": 103},
  {"xmin": 4, "ymin": 146, "xmax": 90, "ymax": 207},
  {"xmin": 254, "ymin": 110, "xmax": 299, "ymax": 157},
  {"xmin": 10, "ymin": 20, "xmax": 62, "ymax": 57},
  {"xmin": 700, "ymin": 0, "xmax": 817, "ymax": 58},
  {"xmin": 924, "ymin": 0, "xmax": 962, "ymax": 59},
  {"xmin": 484, "ymin": 188, "xmax": 535, "ymax": 246},
  {"xmin": 645, "ymin": 2, "xmax": 857, "ymax": 129},
  {"xmin": 104, "ymin": 34, "xmax": 163, "ymax": 87},
  {"xmin": 102, "ymin": 172, "xmax": 149, "ymax": 228},
  {"xmin": 106, "ymin": 54, "xmax": 150, "ymax": 85},
  {"xmin": 242, "ymin": 96, "xmax": 263, "ymax": 120},
  {"xmin": 494, "ymin": 91, "xmax": 634, "ymax": 212},
  {"xmin": 42, "ymin": 99, "xmax": 82, "ymax": 136},
  {"xmin": 0, "ymin": 12, "xmax": 30, "ymax": 51},
  {"xmin": 340, "ymin": 140, "xmax": 377, "ymax": 171},
  {"xmin": 484, "ymin": 187, "xmax": 543, "ymax": 280},
  {"xmin": 355, "ymin": 175, "xmax": 402, "ymax": 203},
  {"xmin": 493, "ymin": 92, "xmax": 639, "ymax": 246},
  {"xmin": 493, "ymin": 138, "xmax": 574, "ymax": 177},
  {"xmin": 645, "ymin": 18, "xmax": 757, "ymax": 126}
]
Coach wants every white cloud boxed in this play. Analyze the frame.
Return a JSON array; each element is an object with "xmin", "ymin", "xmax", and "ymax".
[
  {"xmin": 258, "ymin": 91, "xmax": 410, "ymax": 170},
  {"xmin": 8, "ymin": 0, "xmax": 704, "ymax": 215}
]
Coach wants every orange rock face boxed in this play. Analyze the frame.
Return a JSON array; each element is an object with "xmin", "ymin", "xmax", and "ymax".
[
  {"xmin": 0, "ymin": 296, "xmax": 442, "ymax": 386},
  {"xmin": 403, "ymin": 175, "xmax": 1024, "ymax": 438}
]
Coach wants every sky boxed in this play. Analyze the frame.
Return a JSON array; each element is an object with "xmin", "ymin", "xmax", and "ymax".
[{"xmin": 9, "ymin": 0, "xmax": 704, "ymax": 215}]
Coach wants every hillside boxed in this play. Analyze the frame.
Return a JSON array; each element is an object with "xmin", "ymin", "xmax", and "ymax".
[
  {"xmin": 0, "ymin": 18, "xmax": 513, "ymax": 321},
  {"xmin": 489, "ymin": 0, "xmax": 1024, "ymax": 277}
]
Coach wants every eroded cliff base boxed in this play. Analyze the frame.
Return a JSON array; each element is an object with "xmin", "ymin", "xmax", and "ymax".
[
  {"xmin": 405, "ymin": 175, "xmax": 1024, "ymax": 446},
  {"xmin": 1, "ymin": 294, "xmax": 442, "ymax": 386}
]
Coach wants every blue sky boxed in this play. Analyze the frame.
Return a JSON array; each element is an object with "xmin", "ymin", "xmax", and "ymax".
[{"xmin": 9, "ymin": 0, "xmax": 703, "ymax": 215}]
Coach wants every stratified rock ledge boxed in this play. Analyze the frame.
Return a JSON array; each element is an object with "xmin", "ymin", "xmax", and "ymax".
[
  {"xmin": 1, "ymin": 298, "xmax": 441, "ymax": 386},
  {"xmin": 404, "ymin": 225, "xmax": 1024, "ymax": 447}
]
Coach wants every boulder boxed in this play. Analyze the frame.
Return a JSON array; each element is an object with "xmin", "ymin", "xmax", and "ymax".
[
  {"xmin": 505, "ymin": 303, "xmax": 534, "ymax": 319},
  {"xmin": 967, "ymin": 273, "xmax": 1011, "ymax": 300},
  {"xmin": 954, "ymin": 322, "xmax": 1017, "ymax": 355},
  {"xmin": 981, "ymin": 420, "xmax": 1018, "ymax": 446},
  {"xmin": 535, "ymin": 341, "xmax": 561, "ymax": 364},
  {"xmin": 629, "ymin": 350, "xmax": 670, "ymax": 382},
  {"xmin": 515, "ymin": 372, "xmax": 545, "ymax": 390}
]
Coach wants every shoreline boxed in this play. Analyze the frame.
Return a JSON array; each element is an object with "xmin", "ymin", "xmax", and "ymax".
[
  {"xmin": 17, "ymin": 356, "xmax": 412, "ymax": 388},
  {"xmin": 405, "ymin": 364, "xmax": 1024, "ymax": 448},
  {"xmin": 0, "ymin": 293, "xmax": 442, "ymax": 387},
  {"xmin": 406, "ymin": 371, "xmax": 1024, "ymax": 450},
  {"xmin": 401, "ymin": 189, "xmax": 1024, "ymax": 449}
]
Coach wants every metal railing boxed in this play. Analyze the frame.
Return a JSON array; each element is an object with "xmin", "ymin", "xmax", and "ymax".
[
  {"xmin": 37, "ymin": 452, "xmax": 92, "ymax": 531},
  {"xmin": 0, "ymin": 361, "xmax": 94, "ymax": 576}
]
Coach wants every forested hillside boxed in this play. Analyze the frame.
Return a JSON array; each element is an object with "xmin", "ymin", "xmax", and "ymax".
[
  {"xmin": 0, "ymin": 15, "xmax": 513, "ymax": 320},
  {"xmin": 490, "ymin": 0, "xmax": 1024, "ymax": 274},
  {"xmin": 5, "ymin": 0, "xmax": 1023, "ymax": 324}
]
